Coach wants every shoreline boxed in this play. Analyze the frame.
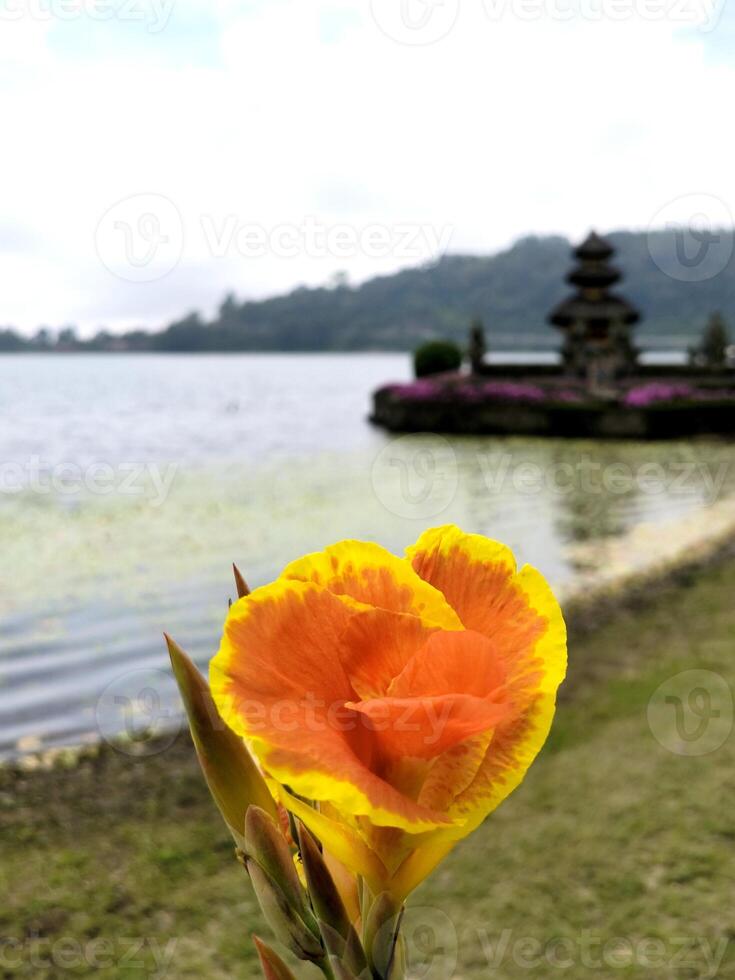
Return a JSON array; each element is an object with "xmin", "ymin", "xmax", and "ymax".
[{"xmin": 560, "ymin": 487, "xmax": 735, "ymax": 609}]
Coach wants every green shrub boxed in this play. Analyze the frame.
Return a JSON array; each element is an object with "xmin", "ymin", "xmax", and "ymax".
[{"xmin": 413, "ymin": 340, "xmax": 462, "ymax": 378}]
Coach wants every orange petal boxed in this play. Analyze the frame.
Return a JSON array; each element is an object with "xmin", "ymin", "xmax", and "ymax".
[
  {"xmin": 391, "ymin": 694, "xmax": 559, "ymax": 900},
  {"xmin": 345, "ymin": 629, "xmax": 513, "ymax": 760},
  {"xmin": 417, "ymin": 730, "xmax": 494, "ymax": 812},
  {"xmin": 406, "ymin": 526, "xmax": 566, "ymax": 832},
  {"xmin": 257, "ymin": 734, "xmax": 452, "ymax": 833},
  {"xmin": 211, "ymin": 579, "xmax": 358, "ymax": 734},
  {"xmin": 346, "ymin": 694, "xmax": 512, "ymax": 759},
  {"xmin": 406, "ymin": 525, "xmax": 566, "ymax": 691},
  {"xmin": 448, "ymin": 690, "xmax": 558, "ymax": 832},
  {"xmin": 338, "ymin": 608, "xmax": 439, "ymax": 700},
  {"xmin": 282, "ymin": 539, "xmax": 462, "ymax": 630},
  {"xmin": 388, "ymin": 629, "xmax": 507, "ymax": 700}
]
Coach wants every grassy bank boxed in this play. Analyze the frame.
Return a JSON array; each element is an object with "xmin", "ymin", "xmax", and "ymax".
[{"xmin": 2, "ymin": 557, "xmax": 735, "ymax": 979}]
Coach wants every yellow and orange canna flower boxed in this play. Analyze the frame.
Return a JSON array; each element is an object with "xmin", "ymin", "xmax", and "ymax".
[{"xmin": 210, "ymin": 525, "xmax": 566, "ymax": 901}]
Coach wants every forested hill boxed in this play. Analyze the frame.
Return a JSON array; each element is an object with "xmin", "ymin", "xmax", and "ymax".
[{"xmin": 4, "ymin": 230, "xmax": 735, "ymax": 352}]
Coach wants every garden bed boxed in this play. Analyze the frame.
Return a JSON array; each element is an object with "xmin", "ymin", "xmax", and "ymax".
[{"xmin": 371, "ymin": 375, "xmax": 735, "ymax": 439}]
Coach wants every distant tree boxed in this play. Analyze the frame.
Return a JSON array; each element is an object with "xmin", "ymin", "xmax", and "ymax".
[
  {"xmin": 32, "ymin": 327, "xmax": 52, "ymax": 349},
  {"xmin": 119, "ymin": 329, "xmax": 154, "ymax": 351},
  {"xmin": 219, "ymin": 293, "xmax": 238, "ymax": 319},
  {"xmin": 414, "ymin": 339, "xmax": 462, "ymax": 378},
  {"xmin": 57, "ymin": 326, "xmax": 78, "ymax": 349},
  {"xmin": 329, "ymin": 270, "xmax": 349, "ymax": 290},
  {"xmin": 154, "ymin": 312, "xmax": 210, "ymax": 351},
  {"xmin": 87, "ymin": 330, "xmax": 114, "ymax": 351},
  {"xmin": 0, "ymin": 329, "xmax": 27, "ymax": 351}
]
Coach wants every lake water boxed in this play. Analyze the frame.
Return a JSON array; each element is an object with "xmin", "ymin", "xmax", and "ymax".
[{"xmin": 2, "ymin": 353, "xmax": 734, "ymax": 760}]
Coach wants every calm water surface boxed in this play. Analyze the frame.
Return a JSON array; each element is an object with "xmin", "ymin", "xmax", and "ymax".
[{"xmin": 1, "ymin": 353, "xmax": 732, "ymax": 759}]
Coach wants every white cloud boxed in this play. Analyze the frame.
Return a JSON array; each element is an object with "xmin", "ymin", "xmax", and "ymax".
[{"xmin": 0, "ymin": 0, "xmax": 732, "ymax": 334}]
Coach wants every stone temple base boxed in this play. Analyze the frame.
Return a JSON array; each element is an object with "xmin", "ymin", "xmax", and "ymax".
[{"xmin": 371, "ymin": 372, "xmax": 735, "ymax": 440}]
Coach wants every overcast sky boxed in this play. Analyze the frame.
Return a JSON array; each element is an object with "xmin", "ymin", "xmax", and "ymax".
[{"xmin": 1, "ymin": 0, "xmax": 733, "ymax": 335}]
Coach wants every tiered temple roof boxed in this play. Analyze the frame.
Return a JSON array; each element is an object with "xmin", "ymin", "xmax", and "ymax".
[{"xmin": 549, "ymin": 231, "xmax": 640, "ymax": 334}]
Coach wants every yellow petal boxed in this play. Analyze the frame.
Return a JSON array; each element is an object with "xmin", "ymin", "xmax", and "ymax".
[
  {"xmin": 276, "ymin": 786, "xmax": 387, "ymax": 892},
  {"xmin": 389, "ymin": 836, "xmax": 458, "ymax": 903},
  {"xmin": 282, "ymin": 539, "xmax": 462, "ymax": 630}
]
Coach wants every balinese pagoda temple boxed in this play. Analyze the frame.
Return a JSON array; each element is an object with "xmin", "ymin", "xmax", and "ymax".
[
  {"xmin": 549, "ymin": 231, "xmax": 640, "ymax": 389},
  {"xmin": 372, "ymin": 226, "xmax": 735, "ymax": 438}
]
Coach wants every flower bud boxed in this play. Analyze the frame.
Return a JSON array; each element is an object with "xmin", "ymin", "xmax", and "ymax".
[
  {"xmin": 297, "ymin": 824, "xmax": 368, "ymax": 976},
  {"xmin": 327, "ymin": 952, "xmax": 367, "ymax": 980},
  {"xmin": 297, "ymin": 824, "xmax": 351, "ymax": 938},
  {"xmin": 244, "ymin": 807, "xmax": 316, "ymax": 934},
  {"xmin": 363, "ymin": 893, "xmax": 404, "ymax": 980},
  {"xmin": 318, "ymin": 922, "xmax": 371, "ymax": 980},
  {"xmin": 165, "ymin": 635, "xmax": 277, "ymax": 846},
  {"xmin": 253, "ymin": 936, "xmax": 298, "ymax": 980},
  {"xmin": 246, "ymin": 859, "xmax": 324, "ymax": 962},
  {"xmin": 232, "ymin": 563, "xmax": 250, "ymax": 598}
]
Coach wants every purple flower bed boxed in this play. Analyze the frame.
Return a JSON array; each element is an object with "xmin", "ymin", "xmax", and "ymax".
[
  {"xmin": 385, "ymin": 380, "xmax": 444, "ymax": 400},
  {"xmin": 477, "ymin": 381, "xmax": 546, "ymax": 402},
  {"xmin": 387, "ymin": 379, "xmax": 548, "ymax": 404},
  {"xmin": 622, "ymin": 383, "xmax": 735, "ymax": 407},
  {"xmin": 384, "ymin": 379, "xmax": 735, "ymax": 410},
  {"xmin": 623, "ymin": 383, "xmax": 696, "ymax": 407}
]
